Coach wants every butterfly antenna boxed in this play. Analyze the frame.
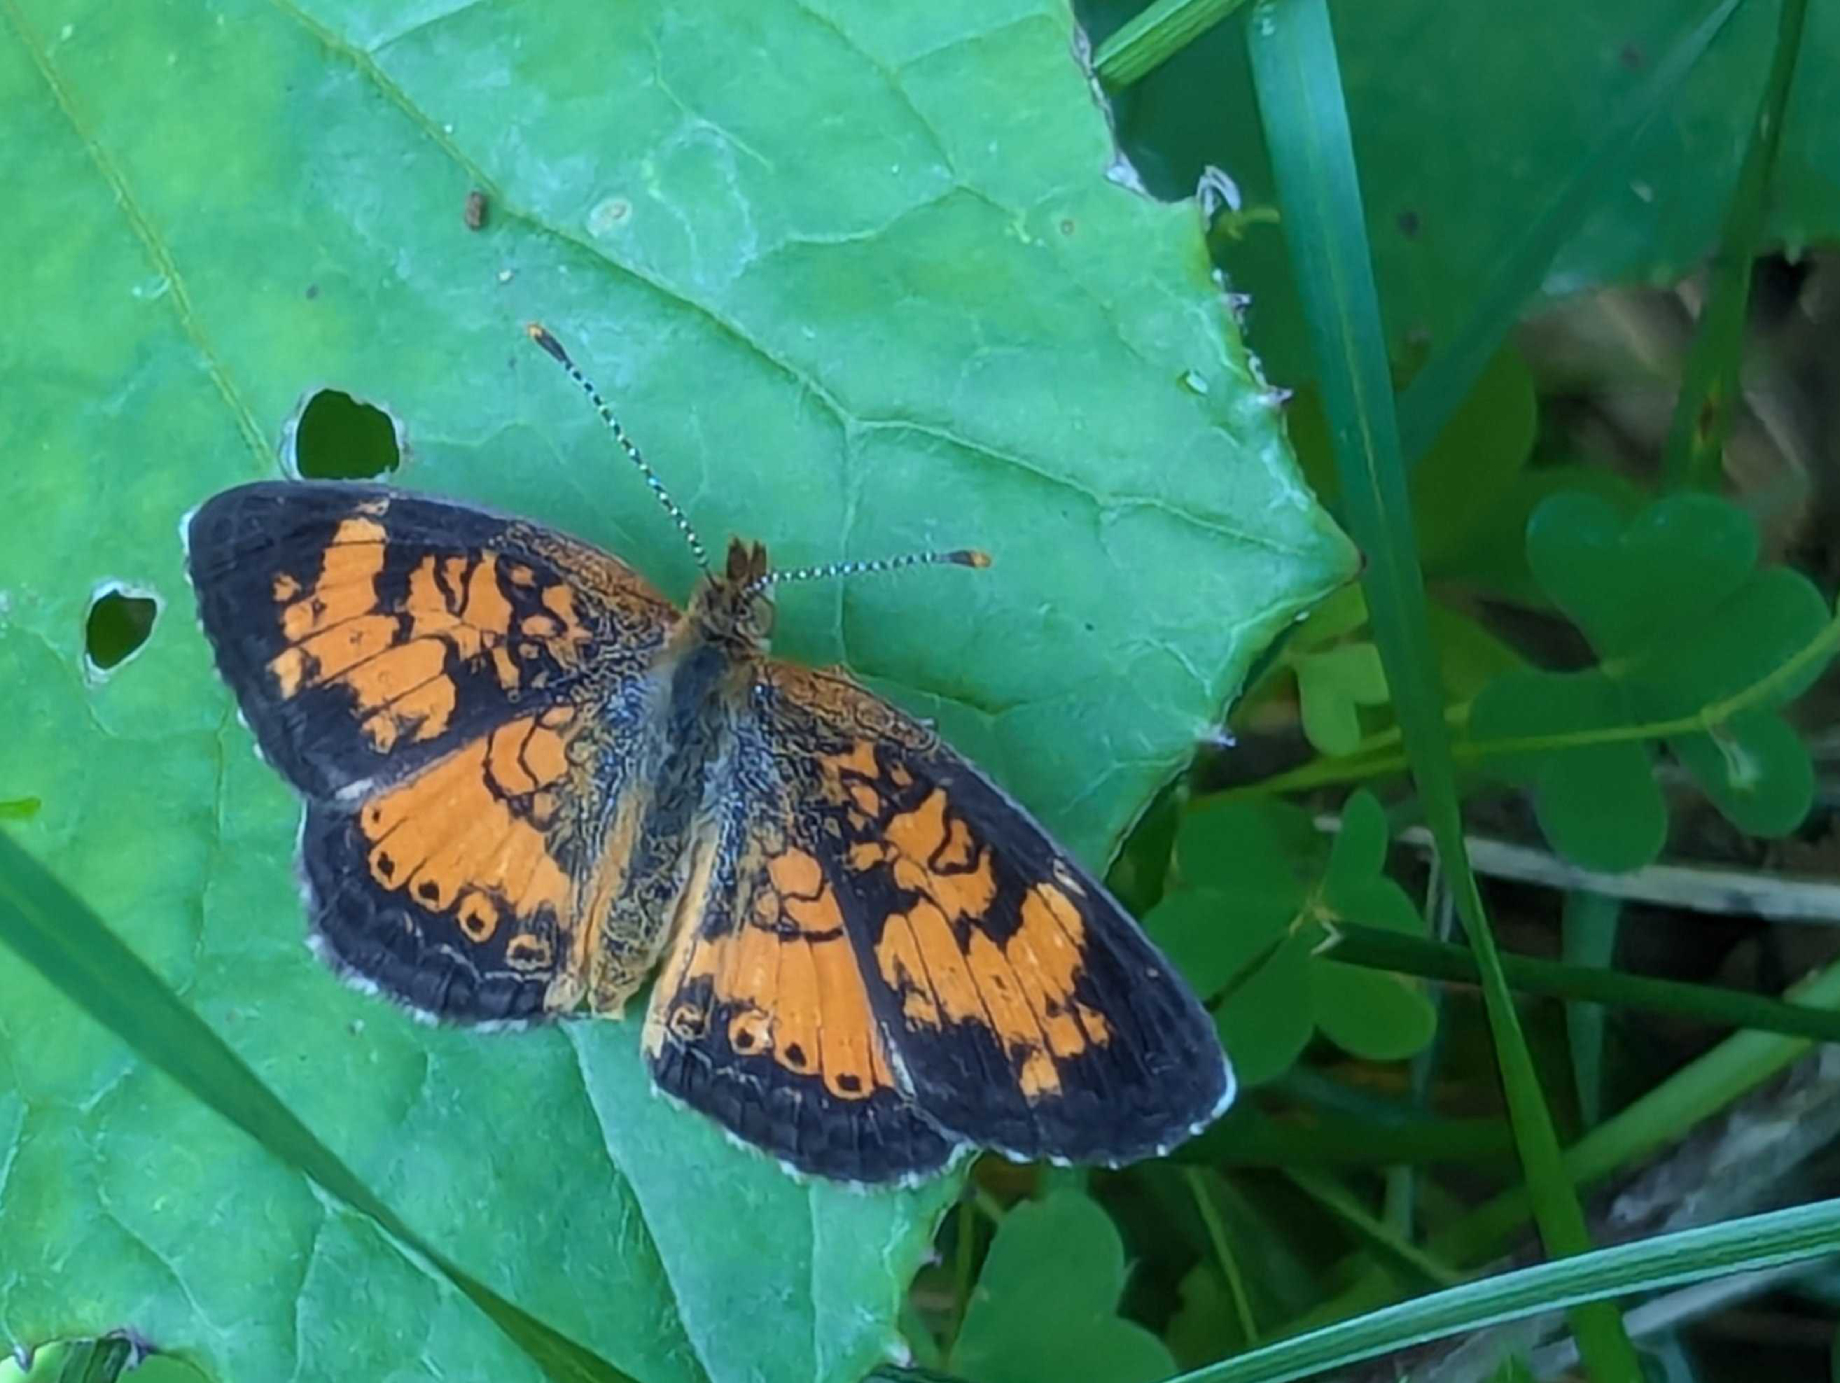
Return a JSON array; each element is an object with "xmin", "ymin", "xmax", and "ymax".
[
  {"xmin": 527, "ymin": 323, "xmax": 710, "ymax": 575},
  {"xmin": 747, "ymin": 547, "xmax": 991, "ymax": 598}
]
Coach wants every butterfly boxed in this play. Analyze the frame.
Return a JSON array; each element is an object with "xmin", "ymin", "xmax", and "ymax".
[{"xmin": 182, "ymin": 325, "xmax": 1235, "ymax": 1182}]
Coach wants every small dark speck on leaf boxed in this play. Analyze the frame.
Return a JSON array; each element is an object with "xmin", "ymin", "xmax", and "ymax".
[
  {"xmin": 86, "ymin": 589, "xmax": 157, "ymax": 670},
  {"xmin": 1397, "ymin": 210, "xmax": 1421, "ymax": 238},
  {"xmin": 294, "ymin": 389, "xmax": 400, "ymax": 479},
  {"xmin": 465, "ymin": 189, "xmax": 488, "ymax": 230},
  {"xmin": 1059, "ymin": 218, "xmax": 1076, "ymax": 236},
  {"xmin": 1621, "ymin": 43, "xmax": 1644, "ymax": 69},
  {"xmin": 305, "ymin": 283, "xmax": 319, "ymax": 300},
  {"xmin": 587, "ymin": 197, "xmax": 632, "ymax": 236}
]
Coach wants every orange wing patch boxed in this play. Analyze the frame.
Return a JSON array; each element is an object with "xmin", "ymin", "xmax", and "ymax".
[
  {"xmin": 357, "ymin": 712, "xmax": 581, "ymax": 981},
  {"xmin": 644, "ymin": 843, "xmax": 897, "ymax": 1103},
  {"xmin": 823, "ymin": 754, "xmax": 1111, "ymax": 1104},
  {"xmin": 868, "ymin": 787, "xmax": 999, "ymax": 922},
  {"xmin": 266, "ymin": 515, "xmax": 597, "ymax": 752},
  {"xmin": 876, "ymin": 874, "xmax": 1109, "ymax": 1101},
  {"xmin": 188, "ymin": 481, "xmax": 694, "ymax": 1027}
]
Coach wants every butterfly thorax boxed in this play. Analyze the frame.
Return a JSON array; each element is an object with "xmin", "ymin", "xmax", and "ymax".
[
  {"xmin": 640, "ymin": 538, "xmax": 779, "ymax": 835},
  {"xmin": 576, "ymin": 538, "xmax": 776, "ymax": 1013}
]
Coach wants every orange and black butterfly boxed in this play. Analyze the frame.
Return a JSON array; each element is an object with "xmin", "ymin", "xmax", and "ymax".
[{"xmin": 183, "ymin": 326, "xmax": 1234, "ymax": 1182}]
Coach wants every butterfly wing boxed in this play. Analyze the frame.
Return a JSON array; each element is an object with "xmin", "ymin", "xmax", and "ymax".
[
  {"xmin": 642, "ymin": 659, "xmax": 1233, "ymax": 1181},
  {"xmin": 186, "ymin": 481, "xmax": 674, "ymax": 796},
  {"xmin": 187, "ymin": 481, "xmax": 677, "ymax": 1021}
]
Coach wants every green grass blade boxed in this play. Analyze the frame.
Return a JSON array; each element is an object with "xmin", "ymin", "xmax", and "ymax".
[
  {"xmin": 1435, "ymin": 953, "xmax": 1840, "ymax": 1263},
  {"xmin": 1395, "ymin": 0, "xmax": 1748, "ymax": 468},
  {"xmin": 1243, "ymin": 1, "xmax": 1638, "ymax": 1374},
  {"xmin": 1386, "ymin": 875, "xmax": 1454, "ymax": 1236},
  {"xmin": 1186, "ymin": 1168, "xmax": 1262, "ymax": 1345},
  {"xmin": 1293, "ymin": 952, "xmax": 1840, "ymax": 1333},
  {"xmin": 1284, "ymin": 1168, "xmax": 1462, "ymax": 1290},
  {"xmin": 1094, "ymin": 0, "xmax": 1251, "ymax": 88},
  {"xmin": 1661, "ymin": 0, "xmax": 1810, "ymax": 488},
  {"xmin": 0, "ymin": 832, "xmax": 640, "ymax": 1383},
  {"xmin": 1329, "ymin": 921, "xmax": 1840, "ymax": 1043},
  {"xmin": 1170, "ymin": 1196, "xmax": 1840, "ymax": 1383},
  {"xmin": 1562, "ymin": 893, "xmax": 1622, "ymax": 1127}
]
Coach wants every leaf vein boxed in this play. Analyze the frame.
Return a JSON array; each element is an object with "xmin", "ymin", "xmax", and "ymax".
[{"xmin": 0, "ymin": 0, "xmax": 268, "ymax": 467}]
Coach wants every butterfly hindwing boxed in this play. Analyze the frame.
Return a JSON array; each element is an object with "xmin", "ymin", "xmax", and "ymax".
[
  {"xmin": 188, "ymin": 481, "xmax": 677, "ymax": 1022},
  {"xmin": 301, "ymin": 702, "xmax": 605, "ymax": 1021},
  {"xmin": 642, "ymin": 660, "xmax": 1232, "ymax": 1179}
]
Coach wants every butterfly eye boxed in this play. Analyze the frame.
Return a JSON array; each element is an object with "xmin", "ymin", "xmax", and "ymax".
[{"xmin": 748, "ymin": 593, "xmax": 777, "ymax": 640}]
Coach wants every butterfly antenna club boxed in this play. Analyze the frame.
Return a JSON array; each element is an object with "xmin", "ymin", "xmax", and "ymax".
[
  {"xmin": 749, "ymin": 546, "xmax": 990, "ymax": 598},
  {"xmin": 527, "ymin": 323, "xmax": 710, "ymax": 575}
]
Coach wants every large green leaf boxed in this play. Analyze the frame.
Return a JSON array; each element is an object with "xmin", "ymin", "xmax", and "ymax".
[{"xmin": 0, "ymin": 1, "xmax": 1353, "ymax": 1380}]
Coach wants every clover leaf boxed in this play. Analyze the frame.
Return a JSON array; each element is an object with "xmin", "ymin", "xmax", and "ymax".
[
  {"xmin": 1471, "ymin": 492, "xmax": 1833, "ymax": 872},
  {"xmin": 1146, "ymin": 792, "xmax": 1435, "ymax": 1085}
]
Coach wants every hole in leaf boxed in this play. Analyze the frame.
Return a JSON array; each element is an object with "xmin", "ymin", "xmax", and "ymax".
[
  {"xmin": 85, "ymin": 587, "xmax": 157, "ymax": 671},
  {"xmin": 293, "ymin": 390, "xmax": 400, "ymax": 479}
]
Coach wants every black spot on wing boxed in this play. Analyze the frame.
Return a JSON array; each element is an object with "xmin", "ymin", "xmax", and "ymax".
[
  {"xmin": 301, "ymin": 801, "xmax": 555, "ymax": 1023},
  {"xmin": 647, "ymin": 983, "xmax": 957, "ymax": 1183}
]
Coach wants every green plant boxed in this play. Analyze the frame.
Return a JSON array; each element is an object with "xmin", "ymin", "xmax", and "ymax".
[{"xmin": 6, "ymin": 0, "xmax": 1836, "ymax": 1379}]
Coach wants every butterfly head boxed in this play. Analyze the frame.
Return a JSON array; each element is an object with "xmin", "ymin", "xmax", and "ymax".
[{"xmin": 687, "ymin": 536, "xmax": 777, "ymax": 650}]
